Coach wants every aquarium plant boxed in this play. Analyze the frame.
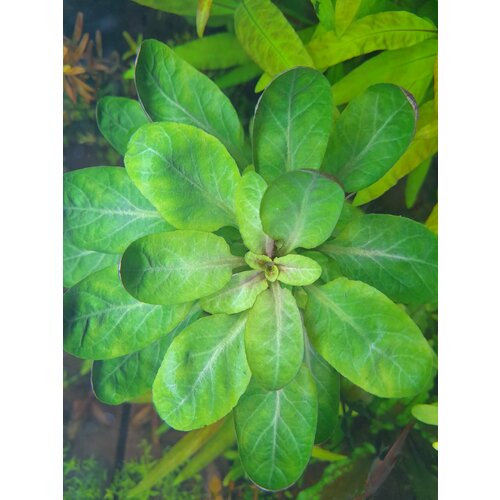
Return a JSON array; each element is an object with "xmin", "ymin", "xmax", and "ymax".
[{"xmin": 64, "ymin": 39, "xmax": 437, "ymax": 491}]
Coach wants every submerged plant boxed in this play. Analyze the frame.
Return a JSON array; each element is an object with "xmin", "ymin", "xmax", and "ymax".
[{"xmin": 64, "ymin": 39, "xmax": 437, "ymax": 491}]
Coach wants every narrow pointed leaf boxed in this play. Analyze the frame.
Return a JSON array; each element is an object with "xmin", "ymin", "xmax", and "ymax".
[
  {"xmin": 64, "ymin": 266, "xmax": 191, "ymax": 360},
  {"xmin": 214, "ymin": 62, "xmax": 262, "ymax": 89},
  {"xmin": 322, "ymin": 84, "xmax": 417, "ymax": 192},
  {"xmin": 426, "ymin": 203, "xmax": 438, "ymax": 234},
  {"xmin": 96, "ymin": 97, "xmax": 149, "ymax": 155},
  {"xmin": 305, "ymin": 278, "xmax": 435, "ymax": 397},
  {"xmin": 200, "ymin": 270, "xmax": 268, "ymax": 314},
  {"xmin": 132, "ymin": 0, "xmax": 234, "ymax": 16},
  {"xmin": 245, "ymin": 283, "xmax": 303, "ymax": 390},
  {"xmin": 320, "ymin": 214, "xmax": 437, "ymax": 304},
  {"xmin": 153, "ymin": 314, "xmax": 251, "ymax": 430},
  {"xmin": 274, "ymin": 254, "xmax": 322, "ymax": 286},
  {"xmin": 307, "ymin": 11, "xmax": 437, "ymax": 68},
  {"xmin": 92, "ymin": 305, "xmax": 203, "ymax": 405},
  {"xmin": 120, "ymin": 230, "xmax": 241, "ymax": 305},
  {"xmin": 64, "ymin": 167, "xmax": 172, "ymax": 254},
  {"xmin": 234, "ymin": 0, "xmax": 314, "ymax": 78},
  {"xmin": 125, "ymin": 122, "xmax": 240, "ymax": 231},
  {"xmin": 234, "ymin": 365, "xmax": 318, "ymax": 491},
  {"xmin": 405, "ymin": 157, "xmax": 433, "ymax": 208},
  {"xmin": 335, "ymin": 0, "xmax": 361, "ymax": 36},
  {"xmin": 235, "ymin": 171, "xmax": 273, "ymax": 255},
  {"xmin": 134, "ymin": 39, "xmax": 247, "ymax": 166},
  {"xmin": 260, "ymin": 170, "xmax": 345, "ymax": 254},
  {"xmin": 196, "ymin": 0, "xmax": 213, "ymax": 37},
  {"xmin": 252, "ymin": 67, "xmax": 333, "ymax": 182},
  {"xmin": 63, "ymin": 240, "xmax": 119, "ymax": 288}
]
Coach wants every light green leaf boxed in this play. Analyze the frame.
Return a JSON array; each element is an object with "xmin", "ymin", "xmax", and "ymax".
[
  {"xmin": 307, "ymin": 11, "xmax": 437, "ymax": 68},
  {"xmin": 305, "ymin": 278, "xmax": 435, "ymax": 397},
  {"xmin": 412, "ymin": 403, "xmax": 438, "ymax": 425},
  {"xmin": 234, "ymin": 365, "xmax": 318, "ymax": 491},
  {"xmin": 252, "ymin": 67, "xmax": 333, "ymax": 182},
  {"xmin": 245, "ymin": 283, "xmax": 303, "ymax": 390},
  {"xmin": 244, "ymin": 251, "xmax": 272, "ymax": 270},
  {"xmin": 196, "ymin": 0, "xmax": 213, "ymax": 37},
  {"xmin": 63, "ymin": 239, "xmax": 119, "ymax": 288},
  {"xmin": 335, "ymin": 0, "xmax": 361, "ymax": 35},
  {"xmin": 405, "ymin": 157, "xmax": 433, "ymax": 208},
  {"xmin": 174, "ymin": 33, "xmax": 250, "ymax": 70},
  {"xmin": 153, "ymin": 313, "xmax": 251, "ymax": 430},
  {"xmin": 214, "ymin": 62, "xmax": 262, "ymax": 89},
  {"xmin": 321, "ymin": 214, "xmax": 437, "ymax": 304},
  {"xmin": 353, "ymin": 99, "xmax": 437, "ymax": 205},
  {"xmin": 64, "ymin": 167, "xmax": 172, "ymax": 254},
  {"xmin": 332, "ymin": 39, "xmax": 438, "ymax": 105},
  {"xmin": 300, "ymin": 250, "xmax": 344, "ymax": 283},
  {"xmin": 91, "ymin": 305, "xmax": 203, "ymax": 404},
  {"xmin": 426, "ymin": 203, "xmax": 438, "ymax": 234},
  {"xmin": 235, "ymin": 171, "xmax": 273, "ymax": 255},
  {"xmin": 322, "ymin": 84, "xmax": 417, "ymax": 192},
  {"xmin": 134, "ymin": 39, "xmax": 248, "ymax": 167},
  {"xmin": 254, "ymin": 72, "xmax": 272, "ymax": 92},
  {"xmin": 234, "ymin": 0, "xmax": 314, "ymax": 78},
  {"xmin": 260, "ymin": 170, "xmax": 345, "ymax": 255},
  {"xmin": 96, "ymin": 97, "xmax": 149, "ymax": 156},
  {"xmin": 125, "ymin": 122, "xmax": 240, "ymax": 232},
  {"xmin": 305, "ymin": 338, "xmax": 340, "ymax": 443},
  {"xmin": 200, "ymin": 270, "xmax": 268, "ymax": 314},
  {"xmin": 332, "ymin": 201, "xmax": 364, "ymax": 237},
  {"xmin": 132, "ymin": 0, "xmax": 234, "ymax": 17},
  {"xmin": 274, "ymin": 254, "xmax": 322, "ymax": 286},
  {"xmin": 310, "ymin": 0, "xmax": 335, "ymax": 31},
  {"xmin": 120, "ymin": 230, "xmax": 242, "ymax": 305},
  {"xmin": 64, "ymin": 266, "xmax": 191, "ymax": 360}
]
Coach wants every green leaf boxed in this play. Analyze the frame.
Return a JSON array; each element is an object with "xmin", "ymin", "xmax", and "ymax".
[
  {"xmin": 214, "ymin": 62, "xmax": 262, "ymax": 89},
  {"xmin": 426, "ymin": 203, "xmax": 438, "ymax": 234},
  {"xmin": 335, "ymin": 0, "xmax": 362, "ymax": 35},
  {"xmin": 332, "ymin": 39, "xmax": 438, "ymax": 106},
  {"xmin": 234, "ymin": 0, "xmax": 314, "ymax": 78},
  {"xmin": 96, "ymin": 97, "xmax": 149, "ymax": 156},
  {"xmin": 300, "ymin": 250, "xmax": 344, "ymax": 283},
  {"xmin": 274, "ymin": 254, "xmax": 322, "ymax": 286},
  {"xmin": 200, "ymin": 270, "xmax": 268, "ymax": 314},
  {"xmin": 320, "ymin": 214, "xmax": 437, "ymax": 304},
  {"xmin": 153, "ymin": 313, "xmax": 251, "ymax": 430},
  {"xmin": 132, "ymin": 0, "xmax": 234, "ymax": 17},
  {"xmin": 245, "ymin": 283, "xmax": 303, "ymax": 390},
  {"xmin": 234, "ymin": 365, "xmax": 318, "ymax": 491},
  {"xmin": 411, "ymin": 403, "xmax": 438, "ymax": 426},
  {"xmin": 405, "ymin": 157, "xmax": 432, "ymax": 208},
  {"xmin": 120, "ymin": 230, "xmax": 242, "ymax": 305},
  {"xmin": 260, "ymin": 170, "xmax": 345, "ymax": 255},
  {"xmin": 196, "ymin": 0, "xmax": 213, "ymax": 37},
  {"xmin": 125, "ymin": 122, "xmax": 240, "ymax": 232},
  {"xmin": 353, "ymin": 99, "xmax": 437, "ymax": 205},
  {"xmin": 63, "ymin": 266, "xmax": 191, "ymax": 360},
  {"xmin": 174, "ymin": 33, "xmax": 250, "ymax": 70},
  {"xmin": 235, "ymin": 171, "xmax": 273, "ymax": 255},
  {"xmin": 307, "ymin": 11, "xmax": 437, "ymax": 68},
  {"xmin": 91, "ymin": 305, "xmax": 203, "ymax": 404},
  {"xmin": 305, "ymin": 338, "xmax": 340, "ymax": 443},
  {"xmin": 134, "ymin": 39, "xmax": 248, "ymax": 167},
  {"xmin": 322, "ymin": 84, "xmax": 417, "ymax": 192},
  {"xmin": 252, "ymin": 67, "xmax": 333, "ymax": 182},
  {"xmin": 63, "ymin": 240, "xmax": 119, "ymax": 288},
  {"xmin": 305, "ymin": 278, "xmax": 435, "ymax": 397},
  {"xmin": 310, "ymin": 0, "xmax": 335, "ymax": 31},
  {"xmin": 64, "ymin": 167, "xmax": 172, "ymax": 254}
]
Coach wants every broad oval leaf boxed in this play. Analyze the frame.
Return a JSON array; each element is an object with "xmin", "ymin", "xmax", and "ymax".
[
  {"xmin": 305, "ymin": 278, "xmax": 435, "ymax": 397},
  {"xmin": 234, "ymin": 0, "xmax": 314, "ymax": 78},
  {"xmin": 63, "ymin": 239, "xmax": 119, "ymax": 288},
  {"xmin": 64, "ymin": 167, "xmax": 172, "ymax": 254},
  {"xmin": 96, "ymin": 97, "xmax": 149, "ymax": 155},
  {"xmin": 274, "ymin": 254, "xmax": 322, "ymax": 286},
  {"xmin": 411, "ymin": 403, "xmax": 438, "ymax": 426},
  {"xmin": 134, "ymin": 39, "xmax": 247, "ymax": 166},
  {"xmin": 305, "ymin": 337, "xmax": 340, "ymax": 443},
  {"xmin": 307, "ymin": 11, "xmax": 437, "ymax": 68},
  {"xmin": 64, "ymin": 266, "xmax": 191, "ymax": 360},
  {"xmin": 235, "ymin": 171, "xmax": 273, "ymax": 255},
  {"xmin": 253, "ymin": 67, "xmax": 333, "ymax": 182},
  {"xmin": 120, "ymin": 230, "xmax": 242, "ymax": 305},
  {"xmin": 234, "ymin": 365, "xmax": 318, "ymax": 491},
  {"xmin": 260, "ymin": 170, "xmax": 345, "ymax": 254},
  {"xmin": 92, "ymin": 305, "xmax": 203, "ymax": 404},
  {"xmin": 153, "ymin": 313, "xmax": 251, "ymax": 430},
  {"xmin": 320, "ymin": 214, "xmax": 438, "ymax": 304},
  {"xmin": 125, "ymin": 122, "xmax": 240, "ymax": 232},
  {"xmin": 200, "ymin": 270, "xmax": 268, "ymax": 314},
  {"xmin": 322, "ymin": 84, "xmax": 417, "ymax": 192},
  {"xmin": 245, "ymin": 283, "xmax": 303, "ymax": 390}
]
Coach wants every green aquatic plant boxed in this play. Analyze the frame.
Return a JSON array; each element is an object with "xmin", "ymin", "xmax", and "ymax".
[{"xmin": 64, "ymin": 39, "xmax": 437, "ymax": 491}]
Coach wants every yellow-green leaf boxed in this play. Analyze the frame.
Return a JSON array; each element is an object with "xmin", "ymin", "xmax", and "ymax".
[
  {"xmin": 335, "ymin": 0, "xmax": 361, "ymax": 36},
  {"xmin": 196, "ymin": 0, "xmax": 213, "ymax": 37},
  {"xmin": 426, "ymin": 203, "xmax": 438, "ymax": 234}
]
